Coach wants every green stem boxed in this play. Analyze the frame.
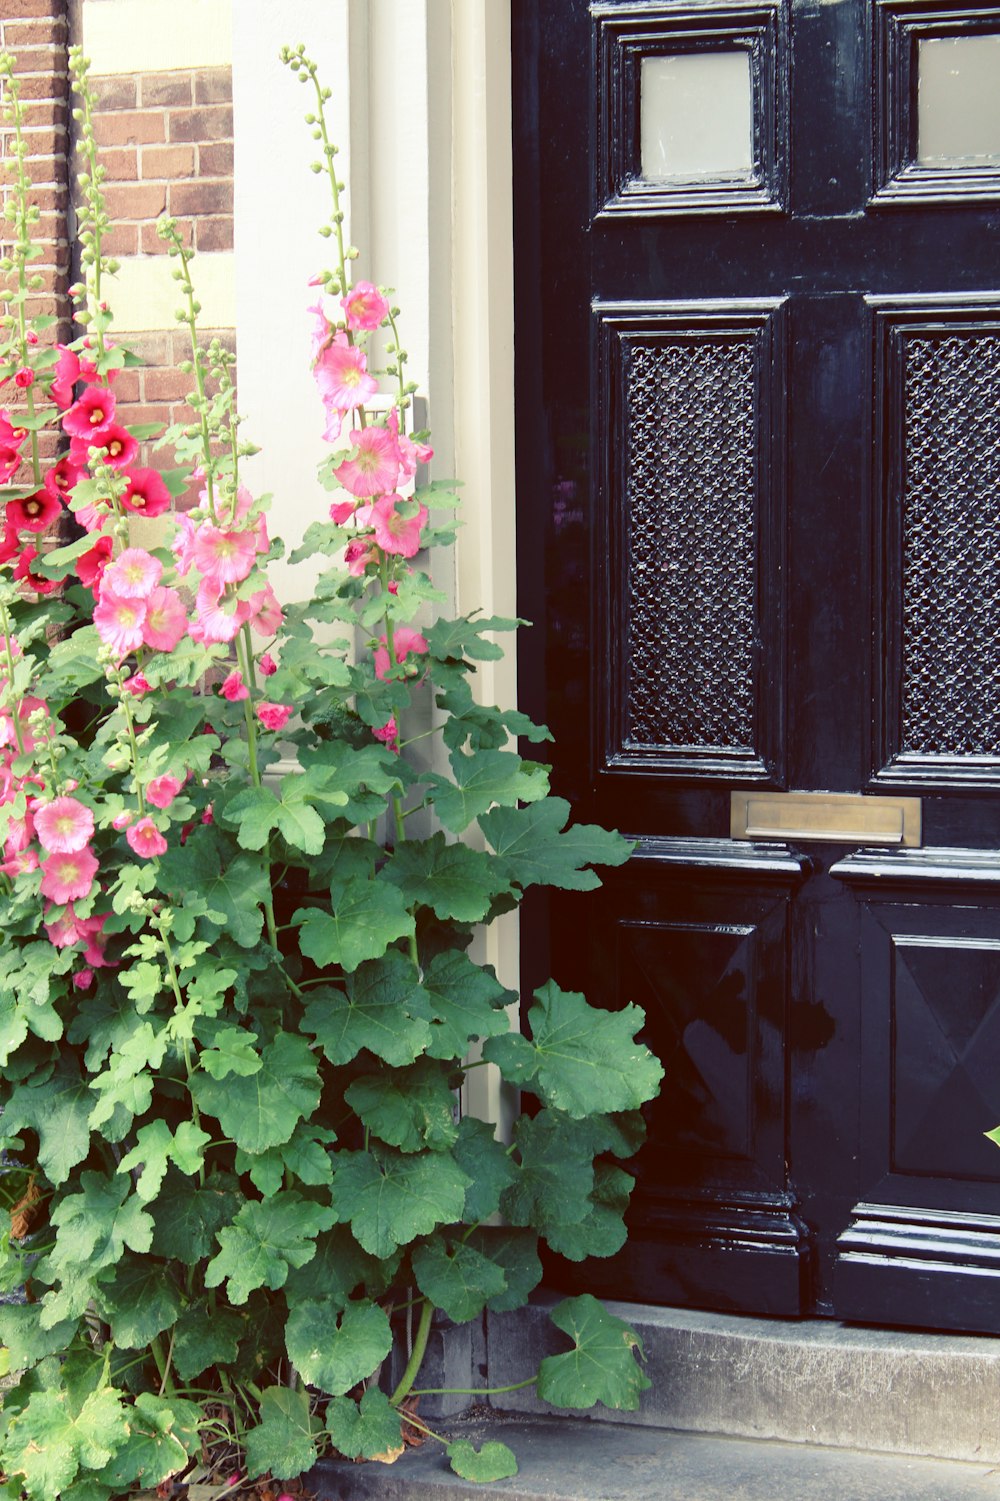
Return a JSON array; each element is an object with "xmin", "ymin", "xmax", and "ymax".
[
  {"xmin": 408, "ymin": 1376, "xmax": 538, "ymax": 1398},
  {"xmin": 390, "ymin": 1297, "xmax": 434, "ymax": 1406},
  {"xmin": 165, "ymin": 224, "xmax": 218, "ymax": 520},
  {"xmin": 117, "ymin": 681, "xmax": 147, "ymax": 815},
  {"xmin": 0, "ymin": 601, "xmax": 25, "ymax": 757},
  {"xmin": 234, "ymin": 629, "xmax": 280, "ymax": 952}
]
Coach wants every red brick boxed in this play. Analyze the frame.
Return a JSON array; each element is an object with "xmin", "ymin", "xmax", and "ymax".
[
  {"xmin": 141, "ymin": 143, "xmax": 195, "ymax": 179},
  {"xmin": 91, "ymin": 76, "xmax": 137, "ymax": 111},
  {"xmin": 99, "ymin": 146, "xmax": 138, "ymax": 181},
  {"xmin": 168, "ymin": 179, "xmax": 230, "ymax": 217},
  {"xmin": 167, "ymin": 104, "xmax": 232, "ymax": 143},
  {"xmin": 127, "ymin": 332, "xmax": 172, "ymax": 363},
  {"xmin": 26, "ymin": 185, "xmax": 68, "ymax": 213},
  {"xmin": 104, "ymin": 181, "xmax": 166, "ymax": 219},
  {"xmin": 93, "ymin": 111, "xmax": 166, "ymax": 148},
  {"xmin": 193, "ymin": 67, "xmax": 231, "ymax": 105},
  {"xmin": 139, "ymin": 73, "xmax": 192, "ymax": 108},
  {"xmin": 139, "ymin": 217, "xmax": 192, "ymax": 255},
  {"xmin": 108, "ymin": 369, "xmax": 141, "ymax": 403},
  {"xmin": 2, "ymin": 0, "xmax": 70, "ymax": 16},
  {"xmin": 0, "ymin": 45, "xmax": 63, "ymax": 72},
  {"xmin": 18, "ymin": 125, "xmax": 67, "ymax": 156},
  {"xmin": 101, "ymin": 223, "xmax": 139, "ymax": 257},
  {"xmin": 1, "ymin": 19, "xmax": 66, "ymax": 47},
  {"xmin": 144, "ymin": 367, "xmax": 193, "ymax": 402},
  {"xmin": 198, "ymin": 140, "xmax": 233, "ymax": 175},
  {"xmin": 116, "ymin": 402, "xmax": 171, "ymax": 428},
  {"xmin": 195, "ymin": 216, "xmax": 233, "ymax": 252},
  {"xmin": 10, "ymin": 73, "xmax": 70, "ymax": 102}
]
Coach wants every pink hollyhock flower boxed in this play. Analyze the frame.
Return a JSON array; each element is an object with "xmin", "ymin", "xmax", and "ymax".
[
  {"xmin": 71, "ymin": 968, "xmax": 94, "ymax": 990},
  {"xmin": 50, "ymin": 346, "xmax": 80, "ymax": 409},
  {"xmin": 258, "ymin": 652, "xmax": 277, "ymax": 676},
  {"xmin": 44, "ymin": 455, "xmax": 82, "ymax": 504},
  {"xmin": 333, "ymin": 425, "xmax": 400, "ymax": 499},
  {"xmin": 247, "ymin": 583, "xmax": 283, "ymax": 637},
  {"xmin": 342, "ymin": 281, "xmax": 389, "ymax": 332},
  {"xmin": 76, "ymin": 535, "xmax": 113, "ymax": 592},
  {"xmin": 0, "ymin": 524, "xmax": 20, "ymax": 564},
  {"xmin": 146, "ymin": 773, "xmax": 184, "ymax": 809},
  {"xmin": 111, "ymin": 811, "xmax": 132, "ymax": 830},
  {"xmin": 103, "ymin": 547, "xmax": 162, "ymax": 600},
  {"xmin": 202, "ymin": 804, "xmax": 214, "ymax": 825},
  {"xmin": 6, "ymin": 489, "xmax": 62, "ymax": 534},
  {"xmin": 373, "ymin": 717, "xmax": 399, "ymax": 746},
  {"xmin": 126, "ymin": 817, "xmax": 168, "ymax": 859},
  {"xmin": 306, "ymin": 291, "xmax": 340, "ymax": 361},
  {"xmin": 123, "ymin": 671, "xmax": 151, "ymax": 697},
  {"xmin": 0, "ymin": 445, "xmax": 20, "ymax": 484},
  {"xmin": 93, "ymin": 590, "xmax": 147, "ymax": 657},
  {"xmin": 122, "ymin": 467, "xmax": 171, "ymax": 518},
  {"xmin": 330, "ymin": 498, "xmax": 359, "ymax": 525},
  {"xmin": 314, "ymin": 332, "xmax": 378, "ymax": 412},
  {"xmin": 388, "ymin": 406, "xmax": 434, "ymax": 481},
  {"xmin": 371, "ymin": 495, "xmax": 428, "ymax": 558},
  {"xmin": 0, "ymin": 696, "xmax": 47, "ymax": 754},
  {"xmin": 70, "ymin": 422, "xmax": 137, "ymax": 470},
  {"xmin": 0, "ymin": 413, "xmax": 26, "ymax": 449},
  {"xmin": 192, "ymin": 523, "xmax": 257, "ymax": 586},
  {"xmin": 40, "ymin": 845, "xmax": 99, "ymax": 903},
  {"xmin": 4, "ymin": 808, "xmax": 33, "ymax": 854},
  {"xmin": 374, "ymin": 624, "xmax": 429, "ymax": 681},
  {"xmin": 14, "ymin": 546, "xmax": 59, "ymax": 595},
  {"xmin": 0, "ymin": 846, "xmax": 38, "ymax": 879},
  {"xmin": 78, "ymin": 911, "xmax": 113, "ymax": 968},
  {"xmin": 219, "ymin": 670, "xmax": 249, "ymax": 702},
  {"xmin": 189, "ymin": 578, "xmax": 250, "ymax": 645},
  {"xmin": 171, "ymin": 513, "xmax": 198, "ymax": 576},
  {"xmin": 256, "ymin": 702, "xmax": 292, "ymax": 732},
  {"xmin": 344, "ymin": 538, "xmax": 379, "ymax": 577},
  {"xmin": 44, "ymin": 903, "xmax": 86, "ymax": 948},
  {"xmin": 142, "ymin": 585, "xmax": 187, "ymax": 652},
  {"xmin": 229, "ymin": 485, "xmax": 270, "ymax": 555},
  {"xmin": 13, "ymin": 368, "xmax": 34, "ymax": 391},
  {"xmin": 62, "ymin": 386, "xmax": 116, "ymax": 441},
  {"xmin": 35, "ymin": 795, "xmax": 94, "ymax": 854}
]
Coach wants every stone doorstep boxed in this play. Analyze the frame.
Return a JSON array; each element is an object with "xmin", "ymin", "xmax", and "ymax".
[
  {"xmin": 482, "ymin": 1298, "xmax": 1000, "ymax": 1465},
  {"xmin": 307, "ymin": 1415, "xmax": 1000, "ymax": 1501}
]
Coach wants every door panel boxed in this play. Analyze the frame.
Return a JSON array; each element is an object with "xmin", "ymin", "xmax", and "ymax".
[{"xmin": 513, "ymin": 0, "xmax": 1000, "ymax": 1330}]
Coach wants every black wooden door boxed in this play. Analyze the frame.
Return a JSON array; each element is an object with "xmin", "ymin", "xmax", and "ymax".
[{"xmin": 513, "ymin": 0, "xmax": 1000, "ymax": 1330}]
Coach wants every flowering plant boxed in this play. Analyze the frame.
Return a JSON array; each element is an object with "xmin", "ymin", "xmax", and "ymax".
[{"xmin": 0, "ymin": 42, "xmax": 662, "ymax": 1498}]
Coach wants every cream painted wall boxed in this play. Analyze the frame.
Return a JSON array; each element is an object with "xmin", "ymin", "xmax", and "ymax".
[{"xmin": 82, "ymin": 0, "xmax": 231, "ymax": 73}]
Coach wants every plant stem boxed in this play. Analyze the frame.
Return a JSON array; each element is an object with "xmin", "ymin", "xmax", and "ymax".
[
  {"xmin": 390, "ymin": 1296, "xmax": 434, "ymax": 1406},
  {"xmin": 408, "ymin": 1376, "xmax": 538, "ymax": 1398}
]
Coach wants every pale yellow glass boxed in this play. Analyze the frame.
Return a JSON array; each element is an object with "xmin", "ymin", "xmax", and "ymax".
[
  {"xmin": 917, "ymin": 35, "xmax": 1000, "ymax": 165},
  {"xmin": 640, "ymin": 51, "xmax": 754, "ymax": 180}
]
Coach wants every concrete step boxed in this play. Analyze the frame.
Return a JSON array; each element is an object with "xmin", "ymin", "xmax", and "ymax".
[
  {"xmin": 484, "ymin": 1298, "xmax": 1000, "ymax": 1464},
  {"xmin": 308, "ymin": 1415, "xmax": 1000, "ymax": 1501}
]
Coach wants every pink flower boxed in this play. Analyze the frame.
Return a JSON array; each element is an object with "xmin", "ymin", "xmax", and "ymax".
[
  {"xmin": 247, "ymin": 583, "xmax": 283, "ymax": 637},
  {"xmin": 62, "ymin": 386, "xmax": 116, "ymax": 441},
  {"xmin": 7, "ymin": 489, "xmax": 62, "ymax": 533},
  {"xmin": 314, "ymin": 332, "xmax": 377, "ymax": 413},
  {"xmin": 4, "ymin": 808, "xmax": 33, "ymax": 853},
  {"xmin": 202, "ymin": 804, "xmax": 214, "ymax": 825},
  {"xmin": 70, "ymin": 422, "xmax": 137, "ymax": 470},
  {"xmin": 306, "ymin": 290, "xmax": 340, "ymax": 360},
  {"xmin": 102, "ymin": 547, "xmax": 162, "ymax": 600},
  {"xmin": 371, "ymin": 495, "xmax": 427, "ymax": 558},
  {"xmin": 142, "ymin": 585, "xmax": 188, "ymax": 652},
  {"xmin": 342, "ymin": 281, "xmax": 389, "ymax": 332},
  {"xmin": 344, "ymin": 538, "xmax": 379, "ymax": 576},
  {"xmin": 258, "ymin": 652, "xmax": 277, "ymax": 676},
  {"xmin": 373, "ymin": 717, "xmax": 399, "ymax": 748},
  {"xmin": 122, "ymin": 468, "xmax": 171, "ymax": 518},
  {"xmin": 34, "ymin": 796, "xmax": 94, "ymax": 854},
  {"xmin": 0, "ymin": 697, "xmax": 48, "ymax": 753},
  {"xmin": 78, "ymin": 911, "xmax": 113, "ymax": 968},
  {"xmin": 71, "ymin": 968, "xmax": 94, "ymax": 990},
  {"xmin": 13, "ymin": 368, "xmax": 34, "ymax": 391},
  {"xmin": 123, "ymin": 671, "xmax": 151, "ymax": 697},
  {"xmin": 44, "ymin": 456, "xmax": 82, "ymax": 504},
  {"xmin": 76, "ymin": 535, "xmax": 113, "ymax": 592},
  {"xmin": 45, "ymin": 903, "xmax": 85, "ymax": 948},
  {"xmin": 111, "ymin": 811, "xmax": 132, "ymax": 830},
  {"xmin": 256, "ymin": 702, "xmax": 292, "ymax": 732},
  {"xmin": 192, "ymin": 523, "xmax": 258, "ymax": 586},
  {"xmin": 50, "ymin": 346, "xmax": 81, "ymax": 409},
  {"xmin": 388, "ymin": 407, "xmax": 433, "ymax": 480},
  {"xmin": 220, "ymin": 670, "xmax": 249, "ymax": 702},
  {"xmin": 126, "ymin": 817, "xmax": 168, "ymax": 859},
  {"xmin": 0, "ymin": 847, "xmax": 38, "ymax": 879},
  {"xmin": 171, "ymin": 513, "xmax": 198, "ymax": 576},
  {"xmin": 189, "ymin": 578, "xmax": 249, "ymax": 645},
  {"xmin": 93, "ymin": 590, "xmax": 147, "ymax": 658},
  {"xmin": 330, "ymin": 498, "xmax": 358, "ymax": 525},
  {"xmin": 146, "ymin": 773, "xmax": 184, "ymax": 809},
  {"xmin": 333, "ymin": 425, "xmax": 400, "ymax": 498},
  {"xmin": 374, "ymin": 625, "xmax": 429, "ymax": 681},
  {"xmin": 39, "ymin": 846, "xmax": 99, "ymax": 904}
]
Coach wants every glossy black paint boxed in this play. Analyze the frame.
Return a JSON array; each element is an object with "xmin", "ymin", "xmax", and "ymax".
[{"xmin": 513, "ymin": 0, "xmax": 1000, "ymax": 1329}]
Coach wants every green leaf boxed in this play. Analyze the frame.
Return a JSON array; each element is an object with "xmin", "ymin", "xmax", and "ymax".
[
  {"xmin": 484, "ymin": 981, "xmax": 663, "ymax": 1119},
  {"xmin": 467, "ymin": 1227, "xmax": 544, "ymax": 1313},
  {"xmin": 172, "ymin": 1303, "xmax": 243, "ymax": 1381},
  {"xmin": 222, "ymin": 783, "xmax": 330, "ymax": 856},
  {"xmin": 382, "ymin": 832, "xmax": 510, "ymax": 922},
  {"xmin": 0, "ymin": 1304, "xmax": 78, "ymax": 1373},
  {"xmin": 236, "ymin": 1122, "xmax": 337, "ymax": 1197},
  {"xmin": 293, "ymin": 879, "xmax": 415, "ymax": 973},
  {"xmin": 425, "ymin": 613, "xmax": 518, "ymax": 663},
  {"xmin": 204, "ymin": 1191, "xmax": 335, "ymax": 1304},
  {"xmin": 345, "ymin": 1058, "xmax": 460, "ymax": 1153},
  {"xmin": 544, "ymin": 1163, "xmax": 633, "ymax": 1262},
  {"xmin": 192, "ymin": 1031, "xmax": 321, "ymax": 1154},
  {"xmin": 326, "ymin": 1388, "xmax": 403, "ymax": 1462},
  {"xmin": 419, "ymin": 950, "xmax": 515, "ymax": 1060},
  {"xmin": 222, "ymin": 785, "xmax": 282, "ymax": 851},
  {"xmin": 330, "ymin": 1147, "xmax": 471, "ymax": 1258},
  {"xmin": 117, "ymin": 1119, "xmax": 211, "ymax": 1201},
  {"xmin": 150, "ymin": 1169, "xmax": 242, "ymax": 1265},
  {"xmin": 95, "ymin": 1254, "xmax": 183, "ymax": 1348},
  {"xmin": 302, "ymin": 951, "xmax": 431, "ymax": 1066},
  {"xmin": 447, "ymin": 1439, "xmax": 518, "ymax": 1483},
  {"xmin": 478, "ymin": 797, "xmax": 633, "ymax": 890},
  {"xmin": 500, "ymin": 1112, "xmax": 594, "ymax": 1231},
  {"xmin": 48, "ymin": 1171, "xmax": 154, "ymax": 1283},
  {"xmin": 283, "ymin": 1225, "xmax": 388, "ymax": 1308},
  {"xmin": 98, "ymin": 1392, "xmax": 196, "ymax": 1491},
  {"xmin": 428, "ymin": 750, "xmax": 549, "ymax": 833},
  {"xmin": 198, "ymin": 1024, "xmax": 262, "ymax": 1079},
  {"xmin": 1, "ymin": 1060, "xmax": 92, "ymax": 1185},
  {"xmin": 4, "ymin": 1386, "xmax": 128, "ymax": 1498},
  {"xmin": 536, "ymin": 1294, "xmax": 651, "ymax": 1411},
  {"xmin": 284, "ymin": 1297, "xmax": 392, "ymax": 1395},
  {"xmin": 243, "ymin": 1386, "xmax": 319, "ymax": 1482},
  {"xmin": 411, "ymin": 1239, "xmax": 507, "ymax": 1322},
  {"xmin": 203, "ymin": 854, "xmax": 270, "ymax": 948},
  {"xmin": 452, "ymin": 1116, "xmax": 519, "ymax": 1222}
]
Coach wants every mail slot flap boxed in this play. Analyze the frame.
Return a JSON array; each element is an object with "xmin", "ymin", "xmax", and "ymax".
[{"xmin": 731, "ymin": 791, "xmax": 922, "ymax": 847}]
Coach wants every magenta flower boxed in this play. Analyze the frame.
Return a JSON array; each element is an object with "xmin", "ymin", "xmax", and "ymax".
[
  {"xmin": 333, "ymin": 425, "xmax": 400, "ymax": 498},
  {"xmin": 39, "ymin": 845, "xmax": 99, "ymax": 904},
  {"xmin": 257, "ymin": 702, "xmax": 293, "ymax": 732},
  {"xmin": 171, "ymin": 513, "xmax": 198, "ymax": 576},
  {"xmin": 35, "ymin": 796, "xmax": 95, "ymax": 855},
  {"xmin": 373, "ymin": 717, "xmax": 399, "ymax": 750},
  {"xmin": 220, "ymin": 670, "xmax": 249, "ymax": 702},
  {"xmin": 374, "ymin": 624, "xmax": 429, "ymax": 681},
  {"xmin": 123, "ymin": 671, "xmax": 151, "ymax": 697},
  {"xmin": 259, "ymin": 652, "xmax": 277, "ymax": 677},
  {"xmin": 71, "ymin": 968, "xmax": 94, "ymax": 990},
  {"xmin": 342, "ymin": 281, "xmax": 389, "ymax": 332},
  {"xmin": 62, "ymin": 386, "xmax": 116, "ymax": 441},
  {"xmin": 344, "ymin": 538, "xmax": 379, "ymax": 577},
  {"xmin": 69, "ymin": 422, "xmax": 138, "ymax": 471},
  {"xmin": 126, "ymin": 817, "xmax": 168, "ymax": 859},
  {"xmin": 146, "ymin": 773, "xmax": 184, "ymax": 809},
  {"xmin": 76, "ymin": 535, "xmax": 113, "ymax": 593},
  {"xmin": 142, "ymin": 586, "xmax": 188, "ymax": 653},
  {"xmin": 111, "ymin": 811, "xmax": 132, "ymax": 830},
  {"xmin": 44, "ymin": 455, "xmax": 82, "ymax": 504},
  {"xmin": 371, "ymin": 495, "xmax": 428, "ymax": 558},
  {"xmin": 94, "ymin": 590, "xmax": 147, "ymax": 658},
  {"xmin": 192, "ymin": 524, "xmax": 258, "ymax": 586},
  {"xmin": 7, "ymin": 489, "xmax": 62, "ymax": 534},
  {"xmin": 314, "ymin": 332, "xmax": 377, "ymax": 412},
  {"xmin": 13, "ymin": 368, "xmax": 34, "ymax": 391},
  {"xmin": 50, "ymin": 346, "xmax": 81, "ymax": 409},
  {"xmin": 122, "ymin": 468, "xmax": 171, "ymax": 518},
  {"xmin": 103, "ymin": 547, "xmax": 162, "ymax": 600},
  {"xmin": 189, "ymin": 578, "xmax": 250, "ymax": 644}
]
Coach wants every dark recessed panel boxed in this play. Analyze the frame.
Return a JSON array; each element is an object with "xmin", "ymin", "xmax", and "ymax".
[
  {"xmin": 873, "ymin": 299, "xmax": 1000, "ymax": 787},
  {"xmin": 873, "ymin": 1, "xmax": 1000, "ymax": 206},
  {"xmin": 593, "ymin": 1, "xmax": 789, "ymax": 217},
  {"xmin": 596, "ymin": 301, "xmax": 786, "ymax": 781}
]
